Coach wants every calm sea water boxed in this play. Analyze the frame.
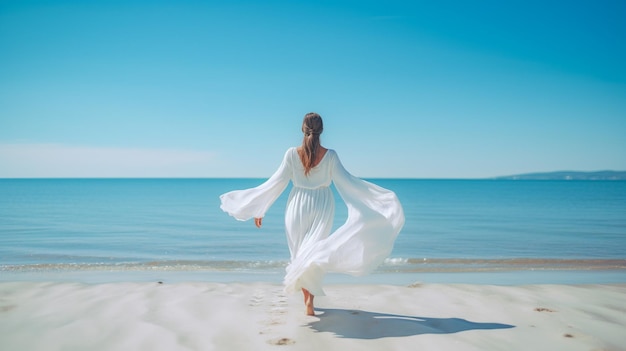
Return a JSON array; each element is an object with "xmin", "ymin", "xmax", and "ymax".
[{"xmin": 1, "ymin": 179, "xmax": 625, "ymax": 283}]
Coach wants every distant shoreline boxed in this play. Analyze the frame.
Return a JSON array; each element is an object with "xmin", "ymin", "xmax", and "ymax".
[
  {"xmin": 0, "ymin": 171, "xmax": 625, "ymax": 180},
  {"xmin": 493, "ymin": 170, "xmax": 626, "ymax": 180}
]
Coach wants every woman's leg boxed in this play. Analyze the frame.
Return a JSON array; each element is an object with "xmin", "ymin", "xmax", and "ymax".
[
  {"xmin": 302, "ymin": 288, "xmax": 309, "ymax": 304},
  {"xmin": 302, "ymin": 288, "xmax": 315, "ymax": 316}
]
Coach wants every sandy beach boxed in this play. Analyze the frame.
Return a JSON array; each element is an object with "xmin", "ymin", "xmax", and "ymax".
[{"xmin": 1, "ymin": 281, "xmax": 624, "ymax": 351}]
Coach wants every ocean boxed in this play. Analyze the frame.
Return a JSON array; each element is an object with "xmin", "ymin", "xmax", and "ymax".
[{"xmin": 1, "ymin": 178, "xmax": 625, "ymax": 285}]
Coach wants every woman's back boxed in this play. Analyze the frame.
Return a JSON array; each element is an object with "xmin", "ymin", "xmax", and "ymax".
[{"xmin": 289, "ymin": 147, "xmax": 334, "ymax": 189}]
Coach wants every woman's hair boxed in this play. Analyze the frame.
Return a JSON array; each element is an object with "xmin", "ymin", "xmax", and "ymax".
[{"xmin": 299, "ymin": 112, "xmax": 324, "ymax": 176}]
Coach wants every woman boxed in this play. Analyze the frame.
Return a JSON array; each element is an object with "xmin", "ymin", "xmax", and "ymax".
[{"xmin": 220, "ymin": 112, "xmax": 404, "ymax": 316}]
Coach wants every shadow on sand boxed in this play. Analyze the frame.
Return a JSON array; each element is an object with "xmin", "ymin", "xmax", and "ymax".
[{"xmin": 306, "ymin": 308, "xmax": 515, "ymax": 339}]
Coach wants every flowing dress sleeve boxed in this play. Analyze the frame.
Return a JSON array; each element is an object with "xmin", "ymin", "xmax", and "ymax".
[
  {"xmin": 284, "ymin": 150, "xmax": 404, "ymax": 295},
  {"xmin": 219, "ymin": 148, "xmax": 293, "ymax": 221},
  {"xmin": 328, "ymin": 151, "xmax": 405, "ymax": 273}
]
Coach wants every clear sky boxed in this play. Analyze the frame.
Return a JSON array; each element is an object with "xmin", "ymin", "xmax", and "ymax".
[{"xmin": 1, "ymin": 0, "xmax": 625, "ymax": 178}]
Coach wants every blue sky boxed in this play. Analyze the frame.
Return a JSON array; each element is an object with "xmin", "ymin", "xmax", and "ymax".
[{"xmin": 1, "ymin": 0, "xmax": 625, "ymax": 178}]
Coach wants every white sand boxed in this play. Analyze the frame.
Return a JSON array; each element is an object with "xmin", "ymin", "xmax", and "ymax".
[{"xmin": 1, "ymin": 281, "xmax": 624, "ymax": 351}]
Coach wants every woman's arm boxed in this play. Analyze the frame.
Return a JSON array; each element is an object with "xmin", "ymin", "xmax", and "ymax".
[{"xmin": 220, "ymin": 148, "xmax": 293, "ymax": 221}]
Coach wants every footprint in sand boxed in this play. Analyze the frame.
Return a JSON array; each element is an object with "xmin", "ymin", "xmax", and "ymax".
[
  {"xmin": 249, "ymin": 289, "xmax": 265, "ymax": 307},
  {"xmin": 0, "ymin": 305, "xmax": 16, "ymax": 313},
  {"xmin": 534, "ymin": 307, "xmax": 556, "ymax": 312},
  {"xmin": 257, "ymin": 288, "xmax": 294, "ymax": 341},
  {"xmin": 265, "ymin": 289, "xmax": 289, "ymax": 326},
  {"xmin": 269, "ymin": 290, "xmax": 288, "ymax": 315},
  {"xmin": 267, "ymin": 337, "xmax": 296, "ymax": 345}
]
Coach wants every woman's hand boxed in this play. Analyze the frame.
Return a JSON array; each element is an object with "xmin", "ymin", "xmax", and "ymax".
[{"xmin": 254, "ymin": 217, "xmax": 263, "ymax": 228}]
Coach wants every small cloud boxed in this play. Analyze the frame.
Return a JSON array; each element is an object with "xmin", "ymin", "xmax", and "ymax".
[{"xmin": 0, "ymin": 143, "xmax": 218, "ymax": 178}]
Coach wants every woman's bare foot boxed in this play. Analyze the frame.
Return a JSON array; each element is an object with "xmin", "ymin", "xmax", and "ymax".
[
  {"xmin": 302, "ymin": 288, "xmax": 315, "ymax": 316},
  {"xmin": 305, "ymin": 296, "xmax": 315, "ymax": 316}
]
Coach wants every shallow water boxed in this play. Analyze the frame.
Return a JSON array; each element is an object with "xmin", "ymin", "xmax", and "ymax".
[{"xmin": 1, "ymin": 178, "xmax": 625, "ymax": 283}]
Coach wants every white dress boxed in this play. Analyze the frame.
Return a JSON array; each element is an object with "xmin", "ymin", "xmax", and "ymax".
[{"xmin": 219, "ymin": 147, "xmax": 405, "ymax": 296}]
